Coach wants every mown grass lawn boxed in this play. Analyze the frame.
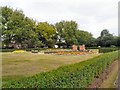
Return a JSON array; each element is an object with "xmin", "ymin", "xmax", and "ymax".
[{"xmin": 2, "ymin": 52, "xmax": 100, "ymax": 82}]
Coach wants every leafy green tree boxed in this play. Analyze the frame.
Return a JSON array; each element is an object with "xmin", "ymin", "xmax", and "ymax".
[
  {"xmin": 101, "ymin": 29, "xmax": 109, "ymax": 37},
  {"xmin": 2, "ymin": 6, "xmax": 103, "ymax": 49},
  {"xmin": 55, "ymin": 21, "xmax": 65, "ymax": 48},
  {"xmin": 86, "ymin": 37, "xmax": 97, "ymax": 47},
  {"xmin": 21, "ymin": 17, "xmax": 43, "ymax": 48},
  {"xmin": 117, "ymin": 36, "xmax": 120, "ymax": 46},
  {"xmin": 97, "ymin": 29, "xmax": 114, "ymax": 47},
  {"xmin": 55, "ymin": 20, "xmax": 78, "ymax": 48},
  {"xmin": 7, "ymin": 9, "xmax": 25, "ymax": 47},
  {"xmin": 1, "ymin": 6, "xmax": 13, "ymax": 48},
  {"xmin": 75, "ymin": 30, "xmax": 93, "ymax": 45},
  {"xmin": 64, "ymin": 21, "xmax": 78, "ymax": 47},
  {"xmin": 111, "ymin": 36, "xmax": 118, "ymax": 46},
  {"xmin": 35, "ymin": 22, "xmax": 56, "ymax": 48},
  {"xmin": 2, "ymin": 6, "xmax": 43, "ymax": 48}
]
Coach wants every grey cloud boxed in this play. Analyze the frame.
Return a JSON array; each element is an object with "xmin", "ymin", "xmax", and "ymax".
[{"xmin": 0, "ymin": 0, "xmax": 119, "ymax": 37}]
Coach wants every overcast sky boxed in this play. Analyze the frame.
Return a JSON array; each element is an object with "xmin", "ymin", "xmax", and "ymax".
[{"xmin": 0, "ymin": 0, "xmax": 119, "ymax": 38}]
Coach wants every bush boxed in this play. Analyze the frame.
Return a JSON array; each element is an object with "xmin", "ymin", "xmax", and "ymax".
[
  {"xmin": 25, "ymin": 48, "xmax": 46, "ymax": 51},
  {"xmin": 0, "ymin": 48, "xmax": 47, "ymax": 52},
  {"xmin": 86, "ymin": 47, "xmax": 99, "ymax": 49},
  {"xmin": 0, "ymin": 49, "xmax": 17, "ymax": 52},
  {"xmin": 86, "ymin": 47, "xmax": 118, "ymax": 53},
  {"xmin": 99, "ymin": 47, "xmax": 118, "ymax": 53},
  {"xmin": 3, "ymin": 51, "xmax": 118, "ymax": 88}
]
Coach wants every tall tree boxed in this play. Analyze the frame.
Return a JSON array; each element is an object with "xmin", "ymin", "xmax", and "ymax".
[
  {"xmin": 55, "ymin": 20, "xmax": 78, "ymax": 48},
  {"xmin": 35, "ymin": 22, "xmax": 56, "ymax": 48},
  {"xmin": 21, "ymin": 17, "xmax": 43, "ymax": 48},
  {"xmin": 117, "ymin": 36, "xmax": 120, "ymax": 46},
  {"xmin": 75, "ymin": 30, "xmax": 93, "ymax": 45},
  {"xmin": 97, "ymin": 29, "xmax": 114, "ymax": 47},
  {"xmin": 2, "ymin": 6, "xmax": 43, "ymax": 48},
  {"xmin": 2, "ymin": 6, "xmax": 13, "ymax": 48},
  {"xmin": 7, "ymin": 9, "xmax": 25, "ymax": 48}
]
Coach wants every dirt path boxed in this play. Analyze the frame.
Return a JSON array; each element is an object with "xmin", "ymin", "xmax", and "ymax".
[
  {"xmin": 100, "ymin": 60, "xmax": 118, "ymax": 88},
  {"xmin": 88, "ymin": 60, "xmax": 118, "ymax": 88}
]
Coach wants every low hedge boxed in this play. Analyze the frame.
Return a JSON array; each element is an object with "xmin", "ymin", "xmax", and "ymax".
[
  {"xmin": 3, "ymin": 51, "xmax": 118, "ymax": 88},
  {"xmin": 99, "ymin": 47, "xmax": 118, "ymax": 53},
  {"xmin": 86, "ymin": 47, "xmax": 118, "ymax": 53},
  {"xmin": 86, "ymin": 47, "xmax": 99, "ymax": 49},
  {"xmin": 0, "ymin": 49, "xmax": 17, "ymax": 52},
  {"xmin": 0, "ymin": 48, "xmax": 70, "ymax": 52},
  {"xmin": 25, "ymin": 48, "xmax": 47, "ymax": 51},
  {"xmin": 0, "ymin": 48, "xmax": 47, "ymax": 52}
]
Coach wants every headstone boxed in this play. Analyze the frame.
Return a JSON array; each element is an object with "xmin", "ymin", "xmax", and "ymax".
[
  {"xmin": 72, "ymin": 45, "xmax": 78, "ymax": 51},
  {"xmin": 79, "ymin": 44, "xmax": 85, "ymax": 51}
]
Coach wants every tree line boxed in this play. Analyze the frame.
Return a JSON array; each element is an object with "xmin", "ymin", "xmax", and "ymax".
[{"xmin": 1, "ymin": 6, "xmax": 120, "ymax": 49}]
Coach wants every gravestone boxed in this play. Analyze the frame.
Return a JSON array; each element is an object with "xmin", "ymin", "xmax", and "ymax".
[
  {"xmin": 72, "ymin": 45, "xmax": 78, "ymax": 51},
  {"xmin": 79, "ymin": 44, "xmax": 85, "ymax": 51}
]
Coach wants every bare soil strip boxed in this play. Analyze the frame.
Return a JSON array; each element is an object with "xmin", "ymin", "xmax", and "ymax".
[
  {"xmin": 88, "ymin": 60, "xmax": 118, "ymax": 88},
  {"xmin": 100, "ymin": 61, "xmax": 118, "ymax": 88}
]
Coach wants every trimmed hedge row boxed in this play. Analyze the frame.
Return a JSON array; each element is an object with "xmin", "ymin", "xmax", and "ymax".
[
  {"xmin": 86, "ymin": 47, "xmax": 99, "ymax": 49},
  {"xmin": 0, "ymin": 48, "xmax": 47, "ymax": 52},
  {"xmin": 3, "ymin": 51, "xmax": 118, "ymax": 88},
  {"xmin": 86, "ymin": 47, "xmax": 118, "ymax": 53},
  {"xmin": 0, "ymin": 49, "xmax": 17, "ymax": 52},
  {"xmin": 99, "ymin": 47, "xmax": 118, "ymax": 53},
  {"xmin": 0, "ymin": 48, "xmax": 70, "ymax": 52},
  {"xmin": 25, "ymin": 48, "xmax": 47, "ymax": 51}
]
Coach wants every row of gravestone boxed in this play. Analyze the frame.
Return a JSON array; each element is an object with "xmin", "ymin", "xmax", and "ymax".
[{"xmin": 72, "ymin": 44, "xmax": 85, "ymax": 51}]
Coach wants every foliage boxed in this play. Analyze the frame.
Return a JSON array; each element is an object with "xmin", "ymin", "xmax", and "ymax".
[
  {"xmin": 2, "ymin": 51, "xmax": 118, "ymax": 88},
  {"xmin": 96, "ymin": 29, "xmax": 114, "ymax": 47},
  {"xmin": 0, "ymin": 49, "xmax": 17, "ymax": 52},
  {"xmin": 1, "ymin": 6, "xmax": 44, "ymax": 48},
  {"xmin": 0, "ymin": 48, "xmax": 47, "ymax": 52},
  {"xmin": 1, "ymin": 6, "xmax": 120, "ymax": 49},
  {"xmin": 2, "ymin": 7, "xmax": 93, "ymax": 49},
  {"xmin": 35, "ymin": 22, "xmax": 56, "ymax": 48},
  {"xmin": 25, "ymin": 48, "xmax": 47, "ymax": 51},
  {"xmin": 55, "ymin": 20, "xmax": 78, "ymax": 47},
  {"xmin": 75, "ymin": 30, "xmax": 93, "ymax": 45},
  {"xmin": 86, "ymin": 47, "xmax": 118, "ymax": 53},
  {"xmin": 99, "ymin": 47, "xmax": 118, "ymax": 53},
  {"xmin": 86, "ymin": 47, "xmax": 99, "ymax": 49},
  {"xmin": 55, "ymin": 21, "xmax": 93, "ymax": 48}
]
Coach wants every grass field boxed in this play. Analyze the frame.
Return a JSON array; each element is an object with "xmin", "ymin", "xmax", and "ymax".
[{"xmin": 2, "ymin": 52, "xmax": 100, "ymax": 82}]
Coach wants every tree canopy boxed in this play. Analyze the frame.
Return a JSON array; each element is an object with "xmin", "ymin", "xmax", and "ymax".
[{"xmin": 1, "ymin": 6, "xmax": 119, "ymax": 49}]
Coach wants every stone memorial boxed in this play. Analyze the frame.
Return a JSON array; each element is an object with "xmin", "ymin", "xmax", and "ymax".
[
  {"xmin": 79, "ymin": 44, "xmax": 85, "ymax": 51},
  {"xmin": 72, "ymin": 45, "xmax": 78, "ymax": 51}
]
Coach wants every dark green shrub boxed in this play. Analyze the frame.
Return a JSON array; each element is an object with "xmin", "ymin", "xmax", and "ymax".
[
  {"xmin": 0, "ymin": 48, "xmax": 47, "ymax": 52},
  {"xmin": 99, "ymin": 47, "xmax": 118, "ymax": 53},
  {"xmin": 25, "ymin": 48, "xmax": 46, "ymax": 52},
  {"xmin": 0, "ymin": 49, "xmax": 18, "ymax": 52},
  {"xmin": 86, "ymin": 47, "xmax": 118, "ymax": 53},
  {"xmin": 86, "ymin": 47, "xmax": 99, "ymax": 49}
]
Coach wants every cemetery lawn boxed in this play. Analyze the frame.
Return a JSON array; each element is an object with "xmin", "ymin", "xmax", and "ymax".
[{"xmin": 2, "ymin": 52, "xmax": 100, "ymax": 83}]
